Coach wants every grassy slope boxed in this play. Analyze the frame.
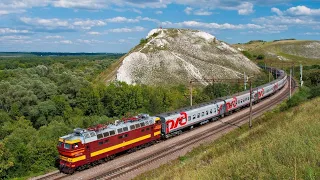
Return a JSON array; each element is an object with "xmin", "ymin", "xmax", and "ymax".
[
  {"xmin": 136, "ymin": 97, "xmax": 320, "ymax": 180},
  {"xmin": 233, "ymin": 40, "xmax": 320, "ymax": 65}
]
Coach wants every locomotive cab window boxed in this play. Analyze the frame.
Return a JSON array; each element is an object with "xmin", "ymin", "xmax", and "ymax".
[
  {"xmin": 58, "ymin": 142, "xmax": 63, "ymax": 147},
  {"xmin": 72, "ymin": 143, "xmax": 79, "ymax": 149},
  {"xmin": 64, "ymin": 143, "xmax": 71, "ymax": 149}
]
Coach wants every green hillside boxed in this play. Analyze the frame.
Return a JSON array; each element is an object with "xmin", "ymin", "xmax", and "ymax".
[
  {"xmin": 233, "ymin": 40, "xmax": 320, "ymax": 65},
  {"xmin": 137, "ymin": 93, "xmax": 320, "ymax": 179}
]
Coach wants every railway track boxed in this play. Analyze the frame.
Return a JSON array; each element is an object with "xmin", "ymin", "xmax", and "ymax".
[
  {"xmin": 32, "ymin": 77, "xmax": 295, "ymax": 180},
  {"xmin": 29, "ymin": 170, "xmax": 68, "ymax": 180},
  {"xmin": 85, "ymin": 77, "xmax": 296, "ymax": 180}
]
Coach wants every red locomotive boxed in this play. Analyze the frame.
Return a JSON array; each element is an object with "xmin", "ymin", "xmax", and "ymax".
[{"xmin": 58, "ymin": 114, "xmax": 161, "ymax": 173}]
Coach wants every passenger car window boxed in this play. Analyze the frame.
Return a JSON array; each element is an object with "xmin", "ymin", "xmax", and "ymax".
[
  {"xmin": 97, "ymin": 133, "xmax": 103, "ymax": 139},
  {"xmin": 103, "ymin": 132, "xmax": 109, "ymax": 137}
]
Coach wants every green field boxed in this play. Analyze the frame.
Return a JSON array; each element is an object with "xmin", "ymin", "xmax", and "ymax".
[{"xmin": 233, "ymin": 40, "xmax": 320, "ymax": 66}]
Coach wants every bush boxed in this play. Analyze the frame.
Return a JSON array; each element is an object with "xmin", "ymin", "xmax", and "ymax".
[
  {"xmin": 140, "ymin": 38, "xmax": 148, "ymax": 45},
  {"xmin": 241, "ymin": 51, "xmax": 253, "ymax": 59},
  {"xmin": 256, "ymin": 54, "xmax": 265, "ymax": 60}
]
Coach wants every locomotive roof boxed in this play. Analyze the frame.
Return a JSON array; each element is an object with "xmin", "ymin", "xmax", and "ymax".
[{"xmin": 59, "ymin": 114, "xmax": 157, "ymax": 144}]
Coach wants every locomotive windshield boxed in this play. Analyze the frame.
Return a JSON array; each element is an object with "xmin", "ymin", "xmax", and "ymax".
[{"xmin": 64, "ymin": 143, "xmax": 71, "ymax": 149}]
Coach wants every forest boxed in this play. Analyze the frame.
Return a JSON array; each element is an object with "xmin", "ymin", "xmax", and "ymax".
[{"xmin": 0, "ymin": 55, "xmax": 319, "ymax": 179}]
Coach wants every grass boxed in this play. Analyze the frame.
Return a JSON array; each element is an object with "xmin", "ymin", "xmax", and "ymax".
[
  {"xmin": 233, "ymin": 40, "xmax": 320, "ymax": 66},
  {"xmin": 136, "ymin": 95, "xmax": 320, "ymax": 180}
]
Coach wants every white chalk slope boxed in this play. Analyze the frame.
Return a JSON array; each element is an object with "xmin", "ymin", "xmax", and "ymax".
[{"xmin": 117, "ymin": 29, "xmax": 260, "ymax": 85}]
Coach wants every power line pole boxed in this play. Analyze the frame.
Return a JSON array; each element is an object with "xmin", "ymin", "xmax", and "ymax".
[
  {"xmin": 249, "ymin": 79, "xmax": 253, "ymax": 128},
  {"xmin": 190, "ymin": 82, "xmax": 193, "ymax": 106},
  {"xmin": 289, "ymin": 68, "xmax": 292, "ymax": 99},
  {"xmin": 300, "ymin": 64, "xmax": 303, "ymax": 87},
  {"xmin": 244, "ymin": 72, "xmax": 247, "ymax": 90}
]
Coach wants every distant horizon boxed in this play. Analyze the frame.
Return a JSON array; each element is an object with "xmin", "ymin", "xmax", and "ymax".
[{"xmin": 1, "ymin": 38, "xmax": 317, "ymax": 54}]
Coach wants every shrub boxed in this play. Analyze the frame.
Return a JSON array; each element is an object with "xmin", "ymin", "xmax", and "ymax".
[
  {"xmin": 241, "ymin": 51, "xmax": 253, "ymax": 59},
  {"xmin": 140, "ymin": 38, "xmax": 148, "ymax": 45},
  {"xmin": 256, "ymin": 54, "xmax": 265, "ymax": 60}
]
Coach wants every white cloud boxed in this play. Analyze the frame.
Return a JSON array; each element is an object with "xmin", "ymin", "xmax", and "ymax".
[
  {"xmin": 59, "ymin": 40, "xmax": 73, "ymax": 44},
  {"xmin": 175, "ymin": 21, "xmax": 263, "ymax": 30},
  {"xmin": 0, "ymin": 28, "xmax": 30, "ymax": 34},
  {"xmin": 253, "ymin": 16, "xmax": 319, "ymax": 25},
  {"xmin": 77, "ymin": 39, "xmax": 103, "ymax": 44},
  {"xmin": 87, "ymin": 31, "xmax": 102, "ymax": 35},
  {"xmin": 51, "ymin": 0, "xmax": 107, "ymax": 10},
  {"xmin": 237, "ymin": 2, "xmax": 254, "ymax": 15},
  {"xmin": 73, "ymin": 19, "xmax": 106, "ymax": 29},
  {"xmin": 271, "ymin": 7, "xmax": 283, "ymax": 16},
  {"xmin": 132, "ymin": 8, "xmax": 142, "ymax": 14},
  {"xmin": 45, "ymin": 35, "xmax": 63, "ymax": 39},
  {"xmin": 136, "ymin": 16, "xmax": 160, "ymax": 23},
  {"xmin": 155, "ymin": 10, "xmax": 163, "ymax": 14},
  {"xmin": 194, "ymin": 9, "xmax": 212, "ymax": 16},
  {"xmin": 108, "ymin": 26, "xmax": 145, "ymax": 33},
  {"xmin": 20, "ymin": 17, "xmax": 109, "ymax": 31},
  {"xmin": 303, "ymin": 32, "xmax": 320, "ymax": 35},
  {"xmin": 20, "ymin": 17, "xmax": 70, "ymax": 29},
  {"xmin": 184, "ymin": 7, "xmax": 193, "ymax": 15},
  {"xmin": 286, "ymin": 6, "xmax": 320, "ymax": 16},
  {"xmin": 105, "ymin": 16, "xmax": 139, "ymax": 23},
  {"xmin": 0, "ymin": 35, "xmax": 32, "ymax": 44}
]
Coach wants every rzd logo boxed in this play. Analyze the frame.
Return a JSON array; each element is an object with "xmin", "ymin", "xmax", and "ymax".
[
  {"xmin": 166, "ymin": 112, "xmax": 188, "ymax": 133},
  {"xmin": 258, "ymin": 88, "xmax": 264, "ymax": 98},
  {"xmin": 226, "ymin": 97, "xmax": 237, "ymax": 111}
]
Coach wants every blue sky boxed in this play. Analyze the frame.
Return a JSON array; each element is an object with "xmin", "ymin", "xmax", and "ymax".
[{"xmin": 0, "ymin": 0, "xmax": 319, "ymax": 53}]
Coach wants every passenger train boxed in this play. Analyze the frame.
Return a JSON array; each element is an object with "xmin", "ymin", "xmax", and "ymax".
[{"xmin": 58, "ymin": 68, "xmax": 287, "ymax": 174}]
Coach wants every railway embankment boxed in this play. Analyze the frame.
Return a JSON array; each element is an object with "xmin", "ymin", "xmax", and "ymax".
[{"xmin": 137, "ymin": 92, "xmax": 320, "ymax": 179}]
